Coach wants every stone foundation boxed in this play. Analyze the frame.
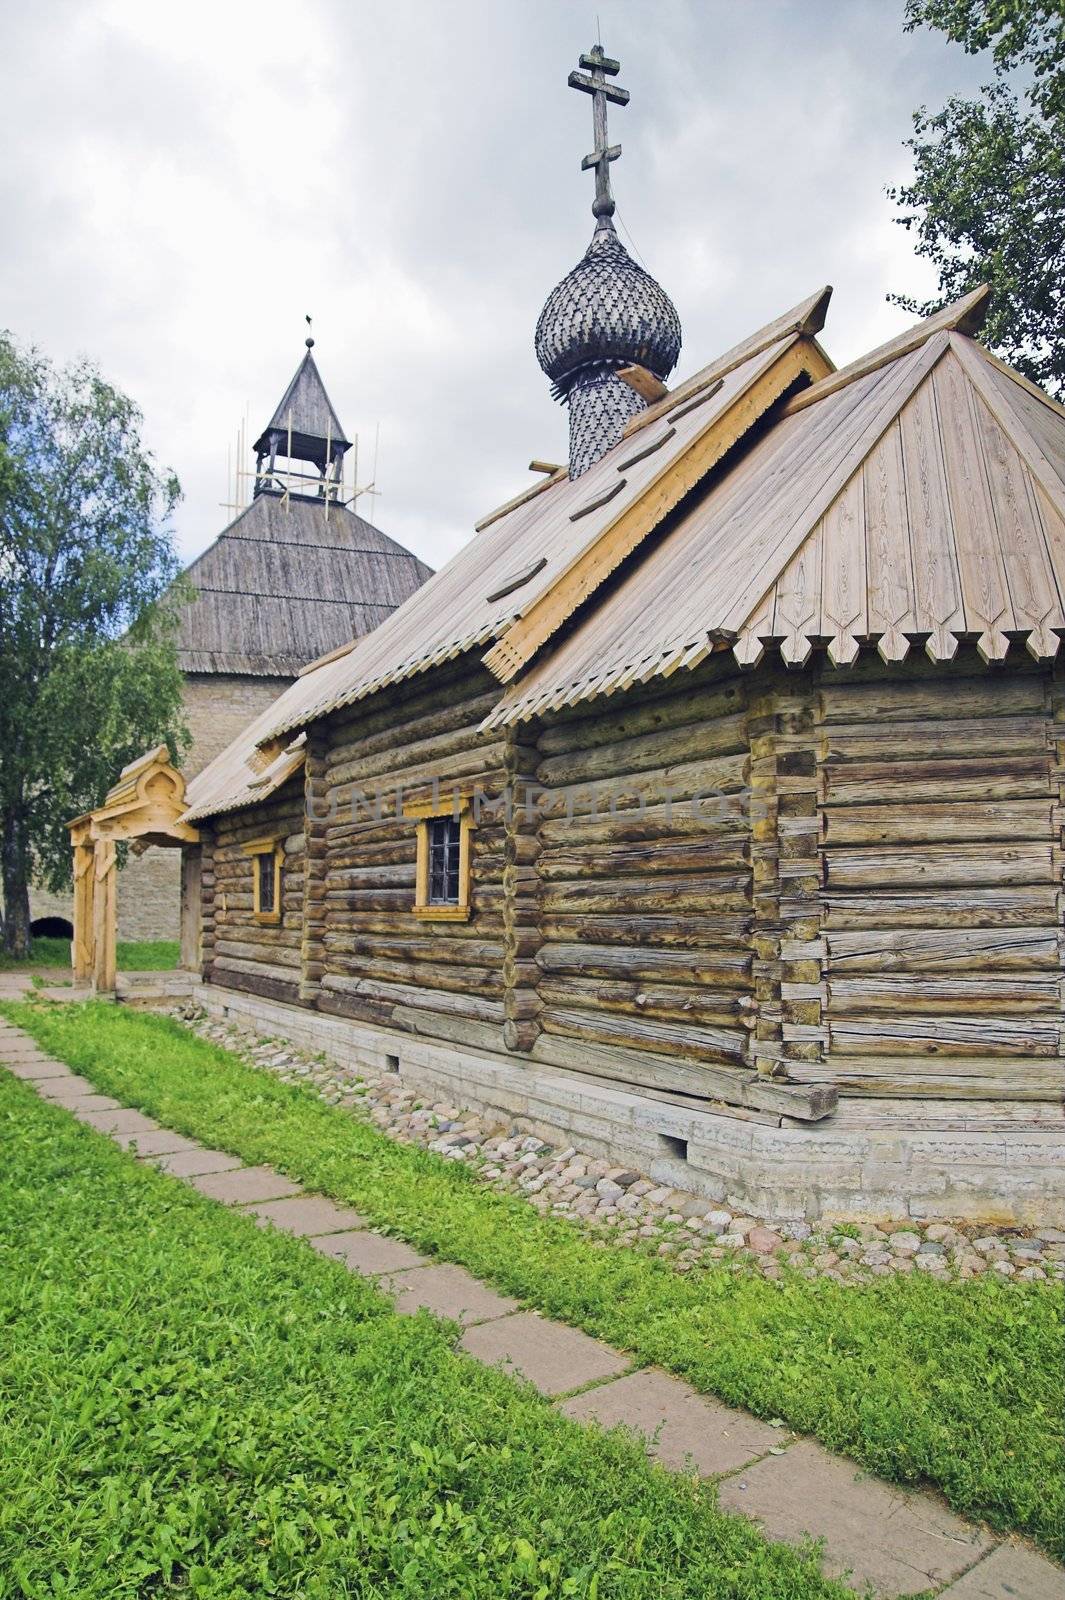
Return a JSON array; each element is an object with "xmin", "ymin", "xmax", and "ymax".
[{"xmin": 199, "ymin": 984, "xmax": 1065, "ymax": 1228}]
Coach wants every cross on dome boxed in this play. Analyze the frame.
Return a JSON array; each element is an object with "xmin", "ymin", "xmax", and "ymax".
[{"xmin": 568, "ymin": 44, "xmax": 629, "ymax": 227}]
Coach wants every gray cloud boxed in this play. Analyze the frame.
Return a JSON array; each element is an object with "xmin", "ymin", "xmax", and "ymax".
[{"xmin": 1, "ymin": 0, "xmax": 989, "ymax": 570}]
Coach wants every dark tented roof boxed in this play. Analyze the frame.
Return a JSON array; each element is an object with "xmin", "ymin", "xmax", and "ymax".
[
  {"xmin": 253, "ymin": 347, "xmax": 351, "ymax": 459},
  {"xmin": 174, "ymin": 493, "xmax": 432, "ymax": 677}
]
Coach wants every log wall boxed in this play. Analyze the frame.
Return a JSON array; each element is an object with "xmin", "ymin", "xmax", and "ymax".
[
  {"xmin": 207, "ymin": 779, "xmax": 306, "ymax": 1006},
  {"xmin": 797, "ymin": 651, "xmax": 1065, "ymax": 1106},
  {"xmin": 198, "ymin": 645, "xmax": 1065, "ymax": 1129},
  {"xmin": 316, "ymin": 659, "xmax": 509, "ymax": 1050}
]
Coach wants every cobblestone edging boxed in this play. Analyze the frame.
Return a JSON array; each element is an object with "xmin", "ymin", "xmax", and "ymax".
[{"xmin": 170, "ymin": 1004, "xmax": 1065, "ymax": 1288}]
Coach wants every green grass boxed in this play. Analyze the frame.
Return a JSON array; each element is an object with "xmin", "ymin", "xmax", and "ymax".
[
  {"xmin": 0, "ymin": 935, "xmax": 72, "ymax": 970},
  {"xmin": 0, "ymin": 1069, "xmax": 846, "ymax": 1599},
  {"xmin": 0, "ymin": 937, "xmax": 178, "ymax": 971},
  {"xmin": 116, "ymin": 938, "xmax": 180, "ymax": 971},
  {"xmin": 5, "ymin": 1001, "xmax": 1064, "ymax": 1562}
]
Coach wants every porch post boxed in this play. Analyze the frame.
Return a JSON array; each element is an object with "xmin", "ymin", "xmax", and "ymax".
[
  {"xmin": 92, "ymin": 838, "xmax": 117, "ymax": 995},
  {"xmin": 71, "ymin": 835, "xmax": 95, "ymax": 982}
]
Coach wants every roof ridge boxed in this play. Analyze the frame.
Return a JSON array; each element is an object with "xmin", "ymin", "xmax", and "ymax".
[
  {"xmin": 623, "ymin": 284, "xmax": 833, "ymax": 441},
  {"xmin": 781, "ymin": 285, "xmax": 990, "ymax": 418},
  {"xmin": 482, "ymin": 334, "xmax": 831, "ymax": 685}
]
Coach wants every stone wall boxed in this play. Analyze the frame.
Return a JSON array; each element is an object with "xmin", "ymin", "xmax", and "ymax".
[{"xmin": 29, "ymin": 671, "xmax": 289, "ymax": 945}]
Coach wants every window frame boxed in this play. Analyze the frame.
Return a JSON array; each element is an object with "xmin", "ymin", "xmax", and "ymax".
[
  {"xmin": 243, "ymin": 835, "xmax": 283, "ymax": 925},
  {"xmin": 406, "ymin": 797, "xmax": 473, "ymax": 922}
]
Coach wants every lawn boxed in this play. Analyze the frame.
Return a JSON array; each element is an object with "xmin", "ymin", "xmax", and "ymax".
[
  {"xmin": 4, "ymin": 1000, "xmax": 1064, "ymax": 1562},
  {"xmin": 0, "ymin": 937, "xmax": 179, "ymax": 972},
  {"xmin": 0, "ymin": 1069, "xmax": 847, "ymax": 1599}
]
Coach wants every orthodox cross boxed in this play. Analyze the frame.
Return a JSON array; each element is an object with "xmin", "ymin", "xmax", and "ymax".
[{"xmin": 568, "ymin": 44, "xmax": 629, "ymax": 223}]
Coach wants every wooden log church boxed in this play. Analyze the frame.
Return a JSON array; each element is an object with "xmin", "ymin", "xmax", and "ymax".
[{"xmin": 80, "ymin": 46, "xmax": 1065, "ymax": 1223}]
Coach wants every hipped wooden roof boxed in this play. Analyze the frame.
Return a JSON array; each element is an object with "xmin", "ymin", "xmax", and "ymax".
[
  {"xmin": 183, "ymin": 282, "xmax": 1065, "ymax": 820},
  {"xmin": 175, "ymin": 494, "xmax": 432, "ymax": 677},
  {"xmin": 486, "ymin": 326, "xmax": 1065, "ymax": 725}
]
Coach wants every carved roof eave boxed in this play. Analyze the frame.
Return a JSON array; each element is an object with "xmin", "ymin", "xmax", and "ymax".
[{"xmin": 68, "ymin": 747, "xmax": 199, "ymax": 847}]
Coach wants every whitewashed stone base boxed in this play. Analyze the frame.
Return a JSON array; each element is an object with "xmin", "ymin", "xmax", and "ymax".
[{"xmin": 199, "ymin": 985, "xmax": 1065, "ymax": 1227}]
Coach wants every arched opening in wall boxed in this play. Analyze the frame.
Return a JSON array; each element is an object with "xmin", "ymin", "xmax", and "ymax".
[{"xmin": 30, "ymin": 916, "xmax": 73, "ymax": 940}]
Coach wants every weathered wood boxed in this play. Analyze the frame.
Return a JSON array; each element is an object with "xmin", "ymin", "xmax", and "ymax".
[
  {"xmin": 826, "ymin": 926, "xmax": 1062, "ymax": 972},
  {"xmin": 824, "ymin": 842, "xmax": 1053, "ymax": 889}
]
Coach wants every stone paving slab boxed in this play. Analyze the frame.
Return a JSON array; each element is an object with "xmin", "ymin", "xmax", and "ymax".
[
  {"xmin": 188, "ymin": 1165, "xmax": 301, "ymax": 1205},
  {"xmin": 35, "ymin": 1074, "xmax": 98, "ymax": 1100},
  {"xmin": 150, "ymin": 1147, "xmax": 244, "ymax": 1178},
  {"xmin": 560, "ymin": 1367, "xmax": 780, "ymax": 1477},
  {"xmin": 72, "ymin": 1106, "xmax": 159, "ymax": 1136},
  {"xmin": 241, "ymin": 1195, "xmax": 366, "ymax": 1237},
  {"xmin": 50, "ymin": 1091, "xmax": 123, "ymax": 1114},
  {"xmin": 717, "ymin": 1439, "xmax": 995, "ymax": 1596},
  {"xmin": 111, "ymin": 1127, "xmax": 201, "ymax": 1157},
  {"xmin": 312, "ymin": 1230, "xmax": 426, "ymax": 1275},
  {"xmin": 378, "ymin": 1262, "xmax": 521, "ymax": 1326},
  {"xmin": 460, "ymin": 1312, "xmax": 630, "ymax": 1397},
  {"xmin": 937, "ymin": 1542, "xmax": 1065, "ymax": 1598},
  {"xmin": 2, "ymin": 1056, "xmax": 72, "ymax": 1080}
]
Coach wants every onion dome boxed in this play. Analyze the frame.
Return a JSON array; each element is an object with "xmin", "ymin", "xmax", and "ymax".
[{"xmin": 535, "ymin": 221, "xmax": 682, "ymax": 399}]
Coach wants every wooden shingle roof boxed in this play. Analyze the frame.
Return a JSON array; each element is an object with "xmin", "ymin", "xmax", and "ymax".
[
  {"xmin": 183, "ymin": 284, "xmax": 1065, "ymax": 822},
  {"xmin": 486, "ymin": 320, "xmax": 1065, "ymax": 725},
  {"xmin": 174, "ymin": 494, "xmax": 432, "ymax": 677}
]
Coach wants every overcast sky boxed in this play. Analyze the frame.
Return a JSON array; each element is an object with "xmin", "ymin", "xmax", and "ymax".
[{"xmin": 1, "ymin": 0, "xmax": 989, "ymax": 571}]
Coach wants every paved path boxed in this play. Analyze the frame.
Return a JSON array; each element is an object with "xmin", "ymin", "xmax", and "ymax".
[{"xmin": 1, "ymin": 1017, "xmax": 1060, "ymax": 1600}]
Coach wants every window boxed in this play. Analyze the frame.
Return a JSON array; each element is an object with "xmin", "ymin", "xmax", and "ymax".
[
  {"xmin": 408, "ymin": 798, "xmax": 473, "ymax": 922},
  {"xmin": 244, "ymin": 837, "xmax": 282, "ymax": 925},
  {"xmin": 428, "ymin": 814, "xmax": 462, "ymax": 905}
]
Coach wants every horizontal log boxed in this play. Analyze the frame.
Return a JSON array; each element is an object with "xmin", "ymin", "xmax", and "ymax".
[
  {"xmin": 541, "ymin": 875, "xmax": 750, "ymax": 916},
  {"xmin": 537, "ymin": 837, "xmax": 748, "ymax": 880},
  {"xmin": 824, "ymin": 756, "xmax": 1053, "ymax": 806},
  {"xmin": 541, "ymin": 1004, "xmax": 746, "ymax": 1065},
  {"xmin": 826, "ymin": 973, "xmax": 1061, "ymax": 1015},
  {"xmin": 830, "ymin": 1015, "xmax": 1061, "ymax": 1057},
  {"xmin": 826, "ymin": 926, "xmax": 1062, "ymax": 972},
  {"xmin": 320, "ymin": 973, "xmax": 505, "ymax": 1024},
  {"xmin": 538, "ymin": 796, "xmax": 750, "ymax": 848},
  {"xmin": 328, "ymin": 719, "xmax": 496, "ymax": 788},
  {"xmin": 541, "ymin": 913, "xmax": 753, "ymax": 948},
  {"xmin": 211, "ymin": 968, "xmax": 303, "ymax": 1006},
  {"xmin": 823, "ymin": 799, "xmax": 1053, "ymax": 846},
  {"xmin": 819, "ymin": 677, "xmax": 1047, "ymax": 724},
  {"xmin": 326, "ymin": 687, "xmax": 501, "ymax": 769},
  {"xmin": 538, "ymin": 714, "xmax": 748, "ymax": 787},
  {"xmin": 536, "ymin": 753, "xmax": 749, "ymax": 820},
  {"xmin": 537, "ymin": 679, "xmax": 746, "ymax": 755},
  {"xmin": 321, "ymin": 952, "xmax": 502, "ymax": 998},
  {"xmin": 822, "ymin": 886, "xmax": 1059, "ymax": 929},
  {"xmin": 824, "ymin": 843, "xmax": 1053, "ymax": 890},
  {"xmin": 538, "ymin": 941, "xmax": 751, "ymax": 986},
  {"xmin": 793, "ymin": 1053, "xmax": 1065, "ymax": 1100},
  {"xmin": 537, "ymin": 977, "xmax": 746, "ymax": 1027},
  {"xmin": 531, "ymin": 1032, "xmax": 835, "ymax": 1121},
  {"xmin": 822, "ymin": 715, "xmax": 1049, "ymax": 762}
]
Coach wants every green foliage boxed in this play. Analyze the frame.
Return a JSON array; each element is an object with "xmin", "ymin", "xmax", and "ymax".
[
  {"xmin": 890, "ymin": 1, "xmax": 1065, "ymax": 395},
  {"xmin": 0, "ymin": 332, "xmax": 188, "ymax": 953},
  {"xmin": 0, "ymin": 1071, "xmax": 847, "ymax": 1598},
  {"xmin": 7, "ymin": 1000, "xmax": 1063, "ymax": 1559}
]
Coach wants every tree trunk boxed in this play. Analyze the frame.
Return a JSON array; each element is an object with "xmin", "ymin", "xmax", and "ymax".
[{"xmin": 1, "ymin": 806, "xmax": 32, "ymax": 958}]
